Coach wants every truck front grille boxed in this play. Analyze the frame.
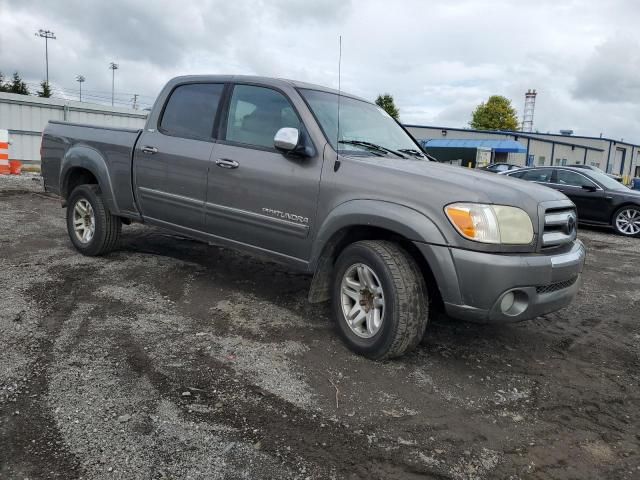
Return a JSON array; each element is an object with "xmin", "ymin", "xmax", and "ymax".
[{"xmin": 541, "ymin": 207, "xmax": 578, "ymax": 248}]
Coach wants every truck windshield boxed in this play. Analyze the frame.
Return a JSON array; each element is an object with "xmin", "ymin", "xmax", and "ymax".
[{"xmin": 299, "ymin": 89, "xmax": 424, "ymax": 159}]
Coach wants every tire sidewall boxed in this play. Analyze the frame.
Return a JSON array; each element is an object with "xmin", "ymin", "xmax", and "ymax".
[
  {"xmin": 613, "ymin": 206, "xmax": 640, "ymax": 237},
  {"xmin": 332, "ymin": 243, "xmax": 400, "ymax": 358},
  {"xmin": 66, "ymin": 185, "xmax": 107, "ymax": 255}
]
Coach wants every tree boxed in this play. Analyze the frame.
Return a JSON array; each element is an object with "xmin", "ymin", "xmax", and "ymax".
[
  {"xmin": 37, "ymin": 81, "xmax": 52, "ymax": 98},
  {"xmin": 8, "ymin": 72, "xmax": 29, "ymax": 95},
  {"xmin": 0, "ymin": 72, "xmax": 8, "ymax": 92},
  {"xmin": 470, "ymin": 95, "xmax": 519, "ymax": 131},
  {"xmin": 375, "ymin": 93, "xmax": 400, "ymax": 120}
]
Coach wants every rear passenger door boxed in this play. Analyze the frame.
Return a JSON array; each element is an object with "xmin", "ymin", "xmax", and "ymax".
[
  {"xmin": 205, "ymin": 84, "xmax": 323, "ymax": 263},
  {"xmin": 134, "ymin": 83, "xmax": 224, "ymax": 231}
]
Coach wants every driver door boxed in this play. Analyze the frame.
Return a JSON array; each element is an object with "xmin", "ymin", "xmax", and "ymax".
[{"xmin": 205, "ymin": 84, "xmax": 323, "ymax": 262}]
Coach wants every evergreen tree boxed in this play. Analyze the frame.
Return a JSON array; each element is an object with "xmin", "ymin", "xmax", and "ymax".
[
  {"xmin": 8, "ymin": 72, "xmax": 29, "ymax": 95},
  {"xmin": 37, "ymin": 81, "xmax": 52, "ymax": 98}
]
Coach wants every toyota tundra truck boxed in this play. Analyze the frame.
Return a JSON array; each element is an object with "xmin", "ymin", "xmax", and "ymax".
[{"xmin": 41, "ymin": 75, "xmax": 586, "ymax": 359}]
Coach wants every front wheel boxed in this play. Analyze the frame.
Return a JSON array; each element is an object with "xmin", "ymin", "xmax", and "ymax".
[
  {"xmin": 66, "ymin": 184, "xmax": 122, "ymax": 256},
  {"xmin": 331, "ymin": 240, "xmax": 429, "ymax": 360},
  {"xmin": 613, "ymin": 206, "xmax": 640, "ymax": 237}
]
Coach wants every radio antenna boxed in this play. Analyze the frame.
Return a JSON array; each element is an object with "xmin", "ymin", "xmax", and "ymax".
[{"xmin": 334, "ymin": 35, "xmax": 342, "ymax": 171}]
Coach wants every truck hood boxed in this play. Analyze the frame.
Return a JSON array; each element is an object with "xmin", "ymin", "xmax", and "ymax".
[{"xmin": 350, "ymin": 156, "xmax": 567, "ymax": 208}]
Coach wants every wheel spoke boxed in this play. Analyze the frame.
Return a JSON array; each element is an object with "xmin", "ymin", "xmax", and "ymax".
[
  {"xmin": 343, "ymin": 286, "xmax": 360, "ymax": 301},
  {"xmin": 365, "ymin": 310, "xmax": 375, "ymax": 334},
  {"xmin": 344, "ymin": 277, "xmax": 361, "ymax": 290},
  {"xmin": 347, "ymin": 303, "xmax": 360, "ymax": 320},
  {"xmin": 352, "ymin": 309, "xmax": 366, "ymax": 328}
]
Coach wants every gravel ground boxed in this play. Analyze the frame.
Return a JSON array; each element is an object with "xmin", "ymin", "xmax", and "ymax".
[{"xmin": 1, "ymin": 174, "xmax": 639, "ymax": 479}]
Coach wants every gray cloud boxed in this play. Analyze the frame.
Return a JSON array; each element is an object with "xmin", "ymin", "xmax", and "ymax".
[
  {"xmin": 573, "ymin": 36, "xmax": 640, "ymax": 103},
  {"xmin": 0, "ymin": 0, "xmax": 639, "ymax": 141}
]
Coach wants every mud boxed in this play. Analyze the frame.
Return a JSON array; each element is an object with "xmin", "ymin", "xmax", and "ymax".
[{"xmin": 1, "ymin": 175, "xmax": 639, "ymax": 479}]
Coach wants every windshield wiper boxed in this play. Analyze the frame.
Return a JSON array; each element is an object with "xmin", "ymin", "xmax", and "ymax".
[
  {"xmin": 397, "ymin": 148, "xmax": 425, "ymax": 158},
  {"xmin": 339, "ymin": 140, "xmax": 406, "ymax": 159}
]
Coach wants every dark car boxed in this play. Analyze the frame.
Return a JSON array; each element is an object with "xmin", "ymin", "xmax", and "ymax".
[
  {"xmin": 506, "ymin": 166, "xmax": 640, "ymax": 237},
  {"xmin": 570, "ymin": 163, "xmax": 623, "ymax": 182},
  {"xmin": 481, "ymin": 163, "xmax": 523, "ymax": 173}
]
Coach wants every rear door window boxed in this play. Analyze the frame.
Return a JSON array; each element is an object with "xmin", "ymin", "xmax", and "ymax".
[
  {"xmin": 520, "ymin": 168, "xmax": 554, "ymax": 183},
  {"xmin": 556, "ymin": 169, "xmax": 598, "ymax": 188},
  {"xmin": 160, "ymin": 83, "xmax": 224, "ymax": 140}
]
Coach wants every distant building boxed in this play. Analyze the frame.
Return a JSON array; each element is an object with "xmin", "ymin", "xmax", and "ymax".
[
  {"xmin": 405, "ymin": 124, "xmax": 640, "ymax": 180},
  {"xmin": 0, "ymin": 92, "xmax": 147, "ymax": 165}
]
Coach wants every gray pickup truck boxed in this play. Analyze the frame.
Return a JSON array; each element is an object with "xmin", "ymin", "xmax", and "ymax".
[{"xmin": 41, "ymin": 75, "xmax": 586, "ymax": 359}]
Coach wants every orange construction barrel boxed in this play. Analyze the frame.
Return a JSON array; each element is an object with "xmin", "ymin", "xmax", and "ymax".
[{"xmin": 0, "ymin": 129, "xmax": 9, "ymax": 175}]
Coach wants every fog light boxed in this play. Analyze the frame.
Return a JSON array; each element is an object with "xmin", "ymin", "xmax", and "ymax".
[{"xmin": 500, "ymin": 292, "xmax": 515, "ymax": 313}]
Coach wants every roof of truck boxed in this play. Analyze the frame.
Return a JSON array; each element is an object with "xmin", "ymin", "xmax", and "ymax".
[{"xmin": 167, "ymin": 75, "xmax": 368, "ymax": 102}]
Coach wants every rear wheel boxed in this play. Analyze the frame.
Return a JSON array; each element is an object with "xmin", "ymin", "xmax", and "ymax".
[
  {"xmin": 613, "ymin": 206, "xmax": 640, "ymax": 237},
  {"xmin": 331, "ymin": 240, "xmax": 429, "ymax": 360},
  {"xmin": 66, "ymin": 184, "xmax": 122, "ymax": 255}
]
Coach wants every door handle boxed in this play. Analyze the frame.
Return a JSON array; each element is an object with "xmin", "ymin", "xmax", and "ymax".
[
  {"xmin": 215, "ymin": 158, "xmax": 239, "ymax": 169},
  {"xmin": 141, "ymin": 146, "xmax": 158, "ymax": 154}
]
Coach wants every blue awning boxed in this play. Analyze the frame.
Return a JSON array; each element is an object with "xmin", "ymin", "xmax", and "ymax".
[{"xmin": 421, "ymin": 139, "xmax": 527, "ymax": 153}]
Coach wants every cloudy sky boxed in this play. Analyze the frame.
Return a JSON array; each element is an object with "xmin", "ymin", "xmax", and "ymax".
[{"xmin": 1, "ymin": 0, "xmax": 639, "ymax": 141}]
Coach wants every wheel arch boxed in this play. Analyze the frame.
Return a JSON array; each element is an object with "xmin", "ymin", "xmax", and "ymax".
[
  {"xmin": 307, "ymin": 200, "xmax": 447, "ymax": 308},
  {"xmin": 60, "ymin": 145, "xmax": 119, "ymax": 214}
]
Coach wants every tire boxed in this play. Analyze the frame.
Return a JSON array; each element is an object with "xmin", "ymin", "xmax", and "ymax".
[
  {"xmin": 331, "ymin": 240, "xmax": 429, "ymax": 360},
  {"xmin": 66, "ymin": 184, "xmax": 122, "ymax": 256},
  {"xmin": 612, "ymin": 206, "xmax": 640, "ymax": 237}
]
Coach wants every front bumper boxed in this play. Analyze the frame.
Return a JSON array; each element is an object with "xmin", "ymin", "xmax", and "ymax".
[{"xmin": 415, "ymin": 240, "xmax": 586, "ymax": 323}]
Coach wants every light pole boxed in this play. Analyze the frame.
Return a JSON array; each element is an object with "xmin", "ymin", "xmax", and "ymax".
[
  {"xmin": 109, "ymin": 62, "xmax": 119, "ymax": 106},
  {"xmin": 35, "ymin": 29, "xmax": 56, "ymax": 84},
  {"xmin": 76, "ymin": 75, "xmax": 85, "ymax": 102}
]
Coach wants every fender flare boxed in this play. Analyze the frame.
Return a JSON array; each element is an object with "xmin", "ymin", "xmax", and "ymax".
[
  {"xmin": 307, "ymin": 200, "xmax": 449, "ymax": 303},
  {"xmin": 310, "ymin": 199, "xmax": 447, "ymax": 269},
  {"xmin": 60, "ymin": 144, "xmax": 120, "ymax": 214}
]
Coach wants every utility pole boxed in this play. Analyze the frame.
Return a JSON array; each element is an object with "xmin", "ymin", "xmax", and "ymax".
[
  {"xmin": 131, "ymin": 94, "xmax": 139, "ymax": 110},
  {"xmin": 76, "ymin": 75, "xmax": 85, "ymax": 102},
  {"xmin": 35, "ymin": 29, "xmax": 56, "ymax": 84},
  {"xmin": 109, "ymin": 62, "xmax": 119, "ymax": 106}
]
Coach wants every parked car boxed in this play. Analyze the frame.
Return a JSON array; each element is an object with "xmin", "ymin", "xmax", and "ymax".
[
  {"xmin": 40, "ymin": 75, "xmax": 586, "ymax": 359},
  {"xmin": 570, "ymin": 163, "xmax": 623, "ymax": 182},
  {"xmin": 481, "ymin": 163, "xmax": 522, "ymax": 173},
  {"xmin": 505, "ymin": 166, "xmax": 640, "ymax": 237}
]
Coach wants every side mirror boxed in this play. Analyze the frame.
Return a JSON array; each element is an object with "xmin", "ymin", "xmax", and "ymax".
[
  {"xmin": 274, "ymin": 128, "xmax": 300, "ymax": 153},
  {"xmin": 581, "ymin": 184, "xmax": 597, "ymax": 192}
]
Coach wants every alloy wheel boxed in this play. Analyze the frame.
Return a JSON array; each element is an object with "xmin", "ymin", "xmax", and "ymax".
[
  {"xmin": 615, "ymin": 208, "xmax": 640, "ymax": 236},
  {"xmin": 72, "ymin": 198, "xmax": 96, "ymax": 243},
  {"xmin": 340, "ymin": 263, "xmax": 385, "ymax": 338}
]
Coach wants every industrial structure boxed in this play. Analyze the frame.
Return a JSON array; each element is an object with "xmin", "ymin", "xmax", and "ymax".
[
  {"xmin": 521, "ymin": 89, "xmax": 537, "ymax": 133},
  {"xmin": 408, "ymin": 124, "xmax": 639, "ymax": 182},
  {"xmin": 0, "ymin": 91, "xmax": 147, "ymax": 164}
]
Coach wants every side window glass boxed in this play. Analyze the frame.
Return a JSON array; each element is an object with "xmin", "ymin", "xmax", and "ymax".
[
  {"xmin": 226, "ymin": 85, "xmax": 301, "ymax": 149},
  {"xmin": 521, "ymin": 169, "xmax": 553, "ymax": 182},
  {"xmin": 160, "ymin": 83, "xmax": 224, "ymax": 140},
  {"xmin": 557, "ymin": 170, "xmax": 597, "ymax": 188}
]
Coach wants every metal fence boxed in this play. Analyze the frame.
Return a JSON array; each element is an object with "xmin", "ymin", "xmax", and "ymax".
[{"xmin": 0, "ymin": 92, "xmax": 148, "ymax": 164}]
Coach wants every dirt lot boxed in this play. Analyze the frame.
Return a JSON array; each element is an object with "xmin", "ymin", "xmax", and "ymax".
[{"xmin": 1, "ymin": 175, "xmax": 639, "ymax": 480}]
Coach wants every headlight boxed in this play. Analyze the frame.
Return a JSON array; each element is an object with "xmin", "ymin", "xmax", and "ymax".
[{"xmin": 445, "ymin": 203, "xmax": 534, "ymax": 244}]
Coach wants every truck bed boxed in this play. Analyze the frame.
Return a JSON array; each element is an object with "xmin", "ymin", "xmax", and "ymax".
[{"xmin": 41, "ymin": 121, "xmax": 142, "ymax": 215}]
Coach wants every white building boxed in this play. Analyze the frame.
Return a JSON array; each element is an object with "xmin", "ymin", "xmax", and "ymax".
[
  {"xmin": 405, "ymin": 124, "xmax": 640, "ymax": 181},
  {"xmin": 0, "ymin": 92, "xmax": 148, "ymax": 164}
]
